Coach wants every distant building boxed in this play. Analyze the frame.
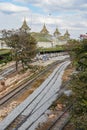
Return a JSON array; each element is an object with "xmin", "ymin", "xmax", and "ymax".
[
  {"xmin": 20, "ymin": 19, "xmax": 31, "ymax": 33},
  {"xmin": 40, "ymin": 24, "xmax": 49, "ymax": 34},
  {"xmin": 0, "ymin": 19, "xmax": 31, "ymax": 49},
  {"xmin": 0, "ymin": 20, "xmax": 71, "ymax": 49},
  {"xmin": 37, "ymin": 42, "xmax": 53, "ymax": 48},
  {"xmin": 63, "ymin": 30, "xmax": 70, "ymax": 40},
  {"xmin": 53, "ymin": 28, "xmax": 70, "ymax": 46},
  {"xmin": 53, "ymin": 28, "xmax": 61, "ymax": 38}
]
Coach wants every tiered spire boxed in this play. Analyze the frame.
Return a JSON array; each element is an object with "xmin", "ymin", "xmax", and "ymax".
[
  {"xmin": 40, "ymin": 24, "xmax": 49, "ymax": 34},
  {"xmin": 64, "ymin": 30, "xmax": 70, "ymax": 38},
  {"xmin": 20, "ymin": 19, "xmax": 31, "ymax": 32},
  {"xmin": 54, "ymin": 28, "xmax": 61, "ymax": 37}
]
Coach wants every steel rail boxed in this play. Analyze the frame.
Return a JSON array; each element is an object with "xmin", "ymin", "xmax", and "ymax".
[
  {"xmin": 0, "ymin": 60, "xmax": 63, "ymax": 106},
  {"xmin": 46, "ymin": 104, "xmax": 72, "ymax": 130},
  {"xmin": 14, "ymin": 61, "xmax": 70, "ymax": 130},
  {"xmin": 0, "ymin": 60, "xmax": 70, "ymax": 130},
  {"xmin": 0, "ymin": 64, "xmax": 16, "ymax": 77},
  {"xmin": 14, "ymin": 63, "xmax": 66, "ymax": 130},
  {"xmin": 0, "ymin": 58, "xmax": 67, "ymax": 105}
]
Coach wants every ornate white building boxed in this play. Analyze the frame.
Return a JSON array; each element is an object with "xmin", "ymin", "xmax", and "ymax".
[{"xmin": 0, "ymin": 19, "xmax": 70, "ymax": 49}]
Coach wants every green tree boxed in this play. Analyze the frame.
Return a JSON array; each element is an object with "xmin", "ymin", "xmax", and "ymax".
[
  {"xmin": 68, "ymin": 39, "xmax": 87, "ymax": 130},
  {"xmin": 2, "ymin": 30, "xmax": 37, "ymax": 70}
]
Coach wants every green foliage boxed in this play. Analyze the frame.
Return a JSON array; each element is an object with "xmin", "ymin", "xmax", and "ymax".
[
  {"xmin": 71, "ymin": 73, "xmax": 87, "ymax": 129},
  {"xmin": 0, "ymin": 49, "xmax": 12, "ymax": 64},
  {"xmin": 74, "ymin": 40, "xmax": 87, "ymax": 71},
  {"xmin": 69, "ymin": 39, "xmax": 87, "ymax": 129},
  {"xmin": 2, "ymin": 31, "xmax": 37, "ymax": 70}
]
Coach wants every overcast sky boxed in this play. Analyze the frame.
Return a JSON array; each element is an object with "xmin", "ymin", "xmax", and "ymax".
[{"xmin": 0, "ymin": 0, "xmax": 87, "ymax": 38}]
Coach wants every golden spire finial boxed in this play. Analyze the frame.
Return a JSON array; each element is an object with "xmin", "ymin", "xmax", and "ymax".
[
  {"xmin": 40, "ymin": 23, "xmax": 49, "ymax": 34},
  {"xmin": 20, "ymin": 17, "xmax": 31, "ymax": 32}
]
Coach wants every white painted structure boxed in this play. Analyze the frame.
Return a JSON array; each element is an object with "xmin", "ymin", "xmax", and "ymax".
[
  {"xmin": 37, "ymin": 42, "xmax": 53, "ymax": 48},
  {"xmin": 0, "ymin": 40, "xmax": 9, "ymax": 49},
  {"xmin": 0, "ymin": 40, "xmax": 67, "ymax": 49},
  {"xmin": 0, "ymin": 39, "xmax": 67, "ymax": 49},
  {"xmin": 53, "ymin": 38, "xmax": 67, "ymax": 45},
  {"xmin": 37, "ymin": 39, "xmax": 67, "ymax": 48}
]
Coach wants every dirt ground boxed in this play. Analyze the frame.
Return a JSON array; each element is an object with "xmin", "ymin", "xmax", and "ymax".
[
  {"xmin": 0, "ymin": 69, "xmax": 33, "ymax": 96},
  {"xmin": 62, "ymin": 64, "xmax": 75, "ymax": 82}
]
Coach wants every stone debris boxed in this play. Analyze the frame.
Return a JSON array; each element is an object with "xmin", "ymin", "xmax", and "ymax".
[
  {"xmin": 48, "ymin": 114, "xmax": 56, "ymax": 119},
  {"xmin": 0, "ymin": 101, "xmax": 18, "ymax": 121},
  {"xmin": 0, "ymin": 81, "xmax": 6, "ymax": 92},
  {"xmin": 62, "ymin": 65, "xmax": 74, "ymax": 82},
  {"xmin": 57, "ymin": 104, "xmax": 63, "ymax": 110}
]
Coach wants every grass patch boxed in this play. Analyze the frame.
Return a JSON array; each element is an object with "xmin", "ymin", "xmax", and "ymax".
[{"xmin": 0, "ymin": 49, "xmax": 10, "ymax": 55}]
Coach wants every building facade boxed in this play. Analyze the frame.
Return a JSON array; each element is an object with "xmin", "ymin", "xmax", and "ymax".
[{"xmin": 0, "ymin": 19, "xmax": 70, "ymax": 49}]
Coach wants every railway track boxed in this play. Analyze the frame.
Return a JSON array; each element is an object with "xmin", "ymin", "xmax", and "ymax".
[
  {"xmin": 46, "ymin": 105, "xmax": 72, "ymax": 130},
  {"xmin": 0, "ymin": 64, "xmax": 16, "ymax": 80},
  {"xmin": 0, "ymin": 59, "xmax": 67, "ymax": 106},
  {"xmin": 0, "ymin": 54, "xmax": 69, "ymax": 80},
  {"xmin": 0, "ymin": 60, "xmax": 70, "ymax": 130}
]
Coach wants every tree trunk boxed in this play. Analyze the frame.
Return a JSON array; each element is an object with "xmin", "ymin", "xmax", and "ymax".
[
  {"xmin": 21, "ymin": 60, "xmax": 24, "ymax": 70},
  {"xmin": 16, "ymin": 61, "xmax": 18, "ymax": 71}
]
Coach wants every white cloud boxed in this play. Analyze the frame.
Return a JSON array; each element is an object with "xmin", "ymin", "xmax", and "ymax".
[
  {"xmin": 0, "ymin": 0, "xmax": 87, "ymax": 38},
  {"xmin": 0, "ymin": 2, "xmax": 29, "ymax": 13},
  {"xmin": 0, "ymin": 10, "xmax": 87, "ymax": 38},
  {"xmin": 13, "ymin": 0, "xmax": 87, "ymax": 12}
]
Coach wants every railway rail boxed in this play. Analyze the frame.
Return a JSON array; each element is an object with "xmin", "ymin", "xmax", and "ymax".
[
  {"xmin": 0, "ymin": 64, "xmax": 16, "ymax": 80},
  {"xmin": 46, "ymin": 105, "xmax": 72, "ymax": 130},
  {"xmin": 0, "ymin": 54, "xmax": 69, "ymax": 80},
  {"xmin": 0, "ymin": 59, "xmax": 67, "ymax": 106},
  {"xmin": 0, "ymin": 60, "xmax": 70, "ymax": 130}
]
